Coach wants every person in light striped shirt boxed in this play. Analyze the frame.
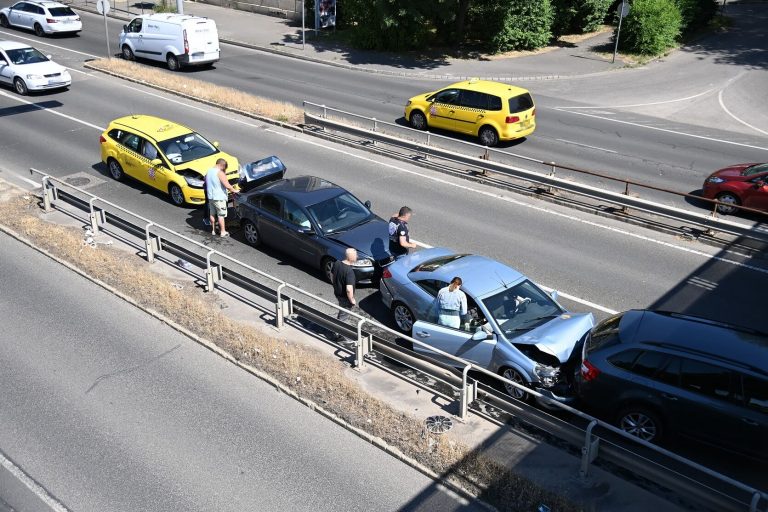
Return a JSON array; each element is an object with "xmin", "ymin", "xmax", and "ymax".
[{"xmin": 435, "ymin": 277, "xmax": 468, "ymax": 329}]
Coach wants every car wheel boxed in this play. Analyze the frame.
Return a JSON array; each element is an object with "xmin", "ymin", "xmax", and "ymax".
[
  {"xmin": 13, "ymin": 77, "xmax": 28, "ymax": 96},
  {"xmin": 321, "ymin": 257, "xmax": 335, "ymax": 283},
  {"xmin": 392, "ymin": 302, "xmax": 415, "ymax": 334},
  {"xmin": 168, "ymin": 183, "xmax": 185, "ymax": 206},
  {"xmin": 107, "ymin": 159, "xmax": 124, "ymax": 181},
  {"xmin": 34, "ymin": 23, "xmax": 45, "ymax": 37},
  {"xmin": 0, "ymin": 14, "xmax": 9, "ymax": 28},
  {"xmin": 478, "ymin": 126, "xmax": 499, "ymax": 147},
  {"xmin": 500, "ymin": 367, "xmax": 530, "ymax": 401},
  {"xmin": 715, "ymin": 192, "xmax": 740, "ymax": 215},
  {"xmin": 241, "ymin": 219, "xmax": 260, "ymax": 246},
  {"xmin": 166, "ymin": 53, "xmax": 180, "ymax": 71},
  {"xmin": 616, "ymin": 406, "xmax": 664, "ymax": 443},
  {"xmin": 409, "ymin": 110, "xmax": 427, "ymax": 131},
  {"xmin": 122, "ymin": 44, "xmax": 135, "ymax": 61}
]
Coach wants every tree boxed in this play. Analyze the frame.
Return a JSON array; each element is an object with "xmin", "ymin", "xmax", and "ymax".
[
  {"xmin": 490, "ymin": 0, "xmax": 554, "ymax": 52},
  {"xmin": 619, "ymin": 0, "xmax": 681, "ymax": 55},
  {"xmin": 552, "ymin": 0, "xmax": 612, "ymax": 36}
]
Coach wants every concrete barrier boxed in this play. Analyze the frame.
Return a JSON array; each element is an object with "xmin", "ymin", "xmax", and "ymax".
[
  {"xmin": 0, "ymin": 448, "xmax": 71, "ymax": 512},
  {"xmin": 195, "ymin": 0, "xmax": 301, "ymax": 20}
]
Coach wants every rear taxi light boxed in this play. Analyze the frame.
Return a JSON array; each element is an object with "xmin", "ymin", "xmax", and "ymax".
[
  {"xmin": 99, "ymin": 135, "xmax": 106, "ymax": 144},
  {"xmin": 505, "ymin": 115, "xmax": 520, "ymax": 124},
  {"xmin": 580, "ymin": 359, "xmax": 600, "ymax": 382},
  {"xmin": 382, "ymin": 268, "xmax": 392, "ymax": 279},
  {"xmin": 183, "ymin": 29, "xmax": 189, "ymax": 54},
  {"xmin": 46, "ymin": 18, "xmax": 57, "ymax": 23},
  {"xmin": 532, "ymin": 108, "xmax": 536, "ymax": 117}
]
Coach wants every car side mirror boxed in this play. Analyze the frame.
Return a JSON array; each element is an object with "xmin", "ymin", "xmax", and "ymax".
[
  {"xmin": 213, "ymin": 141, "xmax": 220, "ymax": 148},
  {"xmin": 471, "ymin": 328, "xmax": 490, "ymax": 341},
  {"xmin": 550, "ymin": 290, "xmax": 559, "ymax": 301},
  {"xmin": 755, "ymin": 180, "xmax": 765, "ymax": 188},
  {"xmin": 298, "ymin": 227, "xmax": 315, "ymax": 235},
  {"xmin": 364, "ymin": 200, "xmax": 371, "ymax": 209},
  {"xmin": 150, "ymin": 158, "xmax": 162, "ymax": 167}
]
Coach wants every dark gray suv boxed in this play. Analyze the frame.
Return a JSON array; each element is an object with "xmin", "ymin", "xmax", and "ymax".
[{"xmin": 576, "ymin": 310, "xmax": 768, "ymax": 461}]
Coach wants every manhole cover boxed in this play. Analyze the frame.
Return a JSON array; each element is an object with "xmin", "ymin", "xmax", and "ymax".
[
  {"xmin": 66, "ymin": 177, "xmax": 91, "ymax": 187},
  {"xmin": 425, "ymin": 415, "xmax": 453, "ymax": 434}
]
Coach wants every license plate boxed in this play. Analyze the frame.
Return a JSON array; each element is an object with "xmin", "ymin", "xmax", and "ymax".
[
  {"xmin": 48, "ymin": 79, "xmax": 62, "ymax": 85},
  {"xmin": 520, "ymin": 120, "xmax": 531, "ymax": 128},
  {"xmin": 62, "ymin": 19, "xmax": 72, "ymax": 23}
]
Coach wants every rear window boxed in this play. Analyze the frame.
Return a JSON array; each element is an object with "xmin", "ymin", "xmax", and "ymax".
[
  {"xmin": 49, "ymin": 6, "xmax": 76, "ymax": 16},
  {"xmin": 410, "ymin": 254, "xmax": 467, "ymax": 273},
  {"xmin": 585, "ymin": 314, "xmax": 622, "ymax": 353},
  {"xmin": 508, "ymin": 93, "xmax": 534, "ymax": 114}
]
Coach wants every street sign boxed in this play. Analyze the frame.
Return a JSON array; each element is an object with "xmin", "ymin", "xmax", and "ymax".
[
  {"xmin": 96, "ymin": 0, "xmax": 110, "ymax": 15},
  {"xmin": 619, "ymin": 1, "xmax": 630, "ymax": 18}
]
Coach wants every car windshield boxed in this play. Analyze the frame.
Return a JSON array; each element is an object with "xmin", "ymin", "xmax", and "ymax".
[
  {"xmin": 482, "ymin": 280, "xmax": 563, "ymax": 335},
  {"xmin": 157, "ymin": 132, "xmax": 218, "ymax": 165},
  {"xmin": 5, "ymin": 47, "xmax": 49, "ymax": 65},
  {"xmin": 743, "ymin": 163, "xmax": 768, "ymax": 176},
  {"xmin": 306, "ymin": 192, "xmax": 372, "ymax": 234},
  {"xmin": 49, "ymin": 7, "xmax": 77, "ymax": 16}
]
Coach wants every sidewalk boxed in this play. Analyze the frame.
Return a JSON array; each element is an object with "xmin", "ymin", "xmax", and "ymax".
[{"xmin": 72, "ymin": 0, "xmax": 628, "ymax": 80}]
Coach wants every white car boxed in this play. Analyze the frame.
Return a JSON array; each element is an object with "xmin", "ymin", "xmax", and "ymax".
[
  {"xmin": 0, "ymin": 1, "xmax": 82, "ymax": 37},
  {"xmin": 0, "ymin": 40, "xmax": 71, "ymax": 94}
]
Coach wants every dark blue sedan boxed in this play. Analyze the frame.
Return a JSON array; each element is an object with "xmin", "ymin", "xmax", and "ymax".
[{"xmin": 234, "ymin": 175, "xmax": 391, "ymax": 282}]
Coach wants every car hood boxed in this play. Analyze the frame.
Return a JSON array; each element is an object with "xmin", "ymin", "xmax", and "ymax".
[
  {"xmin": 408, "ymin": 92, "xmax": 435, "ymax": 103},
  {"xmin": 709, "ymin": 163, "xmax": 761, "ymax": 180},
  {"xmin": 12, "ymin": 61, "xmax": 67, "ymax": 75},
  {"xmin": 509, "ymin": 312, "xmax": 594, "ymax": 363},
  {"xmin": 327, "ymin": 217, "xmax": 390, "ymax": 261},
  {"xmin": 175, "ymin": 152, "xmax": 239, "ymax": 179}
]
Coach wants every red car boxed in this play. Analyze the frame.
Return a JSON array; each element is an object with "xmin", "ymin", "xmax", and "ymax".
[{"xmin": 702, "ymin": 163, "xmax": 768, "ymax": 214}]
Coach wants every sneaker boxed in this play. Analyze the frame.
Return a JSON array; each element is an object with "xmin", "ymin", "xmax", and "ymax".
[{"xmin": 220, "ymin": 231, "xmax": 230, "ymax": 238}]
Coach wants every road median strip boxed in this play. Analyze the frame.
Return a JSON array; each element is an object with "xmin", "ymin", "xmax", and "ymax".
[{"xmin": 0, "ymin": 185, "xmax": 580, "ymax": 512}]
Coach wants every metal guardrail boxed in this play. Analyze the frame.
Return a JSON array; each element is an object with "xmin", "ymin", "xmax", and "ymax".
[
  {"xmin": 302, "ymin": 102, "xmax": 768, "ymax": 244},
  {"xmin": 29, "ymin": 168, "xmax": 767, "ymax": 512}
]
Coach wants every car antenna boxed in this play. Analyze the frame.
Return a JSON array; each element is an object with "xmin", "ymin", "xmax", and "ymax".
[{"xmin": 494, "ymin": 270, "xmax": 511, "ymax": 289}]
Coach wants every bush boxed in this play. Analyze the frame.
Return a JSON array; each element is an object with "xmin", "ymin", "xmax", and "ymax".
[
  {"xmin": 619, "ymin": 0, "xmax": 681, "ymax": 55},
  {"xmin": 342, "ymin": 0, "xmax": 432, "ymax": 51},
  {"xmin": 675, "ymin": 0, "xmax": 718, "ymax": 34},
  {"xmin": 490, "ymin": 0, "xmax": 554, "ymax": 52},
  {"xmin": 552, "ymin": 0, "xmax": 612, "ymax": 35}
]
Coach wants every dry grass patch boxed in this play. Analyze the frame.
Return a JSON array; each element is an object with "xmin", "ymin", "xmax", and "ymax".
[
  {"xmin": 87, "ymin": 58, "xmax": 303, "ymax": 124},
  {"xmin": 0, "ymin": 192, "xmax": 581, "ymax": 512}
]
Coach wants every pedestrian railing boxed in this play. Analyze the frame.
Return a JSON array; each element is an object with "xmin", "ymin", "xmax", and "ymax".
[
  {"xmin": 302, "ymin": 102, "xmax": 768, "ymax": 244},
  {"xmin": 29, "ymin": 168, "xmax": 768, "ymax": 512}
]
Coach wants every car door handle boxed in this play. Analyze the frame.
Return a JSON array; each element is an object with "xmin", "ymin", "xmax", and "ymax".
[
  {"xmin": 416, "ymin": 331, "xmax": 430, "ymax": 338},
  {"xmin": 661, "ymin": 393, "xmax": 678, "ymax": 401},
  {"xmin": 741, "ymin": 418, "xmax": 759, "ymax": 426},
  {"xmin": 478, "ymin": 114, "xmax": 484, "ymax": 118},
  {"xmin": 449, "ymin": 110, "xmax": 455, "ymax": 113}
]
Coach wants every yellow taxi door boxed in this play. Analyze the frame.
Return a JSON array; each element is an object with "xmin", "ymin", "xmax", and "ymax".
[
  {"xmin": 116, "ymin": 133, "xmax": 145, "ymax": 179},
  {"xmin": 451, "ymin": 89, "xmax": 488, "ymax": 135},
  {"xmin": 137, "ymin": 139, "xmax": 170, "ymax": 193},
  {"xmin": 426, "ymin": 89, "xmax": 460, "ymax": 131}
]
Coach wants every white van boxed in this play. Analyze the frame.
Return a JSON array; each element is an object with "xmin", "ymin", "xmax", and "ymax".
[{"xmin": 119, "ymin": 13, "xmax": 219, "ymax": 71}]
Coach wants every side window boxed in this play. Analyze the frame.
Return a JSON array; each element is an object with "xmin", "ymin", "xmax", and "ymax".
[
  {"xmin": 743, "ymin": 376, "xmax": 768, "ymax": 413},
  {"xmin": 107, "ymin": 128, "xmax": 123, "ymax": 142},
  {"xmin": 119, "ymin": 132, "xmax": 141, "ymax": 153},
  {"xmin": 680, "ymin": 359, "xmax": 735, "ymax": 402},
  {"xmin": 282, "ymin": 199, "xmax": 310, "ymax": 228},
  {"xmin": 260, "ymin": 194, "xmax": 281, "ymax": 216},
  {"xmin": 463, "ymin": 296, "xmax": 487, "ymax": 333},
  {"xmin": 630, "ymin": 350, "xmax": 669, "ymax": 378},
  {"xmin": 607, "ymin": 349, "xmax": 641, "ymax": 371},
  {"xmin": 140, "ymin": 140, "xmax": 159, "ymax": 160},
  {"xmin": 416, "ymin": 279, "xmax": 447, "ymax": 298},
  {"xmin": 128, "ymin": 18, "xmax": 142, "ymax": 33},
  {"xmin": 459, "ymin": 90, "xmax": 487, "ymax": 110},
  {"xmin": 432, "ymin": 89, "xmax": 460, "ymax": 105},
  {"xmin": 35, "ymin": 5, "xmax": 45, "ymax": 14},
  {"xmin": 487, "ymin": 95, "xmax": 502, "ymax": 111},
  {"xmin": 655, "ymin": 356, "xmax": 681, "ymax": 386}
]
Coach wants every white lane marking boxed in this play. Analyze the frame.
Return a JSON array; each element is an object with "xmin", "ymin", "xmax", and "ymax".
[
  {"xmin": 552, "ymin": 88, "xmax": 716, "ymax": 110},
  {"xmin": 65, "ymin": 66, "xmax": 91, "ymax": 76},
  {"xmin": 0, "ymin": 90, "xmax": 105, "ymax": 130},
  {"xmin": 552, "ymin": 108, "xmax": 768, "ymax": 152},
  {"xmin": 555, "ymin": 138, "xmax": 617, "ymax": 154},
  {"xmin": 0, "ymin": 29, "xmax": 100, "ymax": 58},
  {"xmin": 718, "ymin": 89, "xmax": 768, "ymax": 136}
]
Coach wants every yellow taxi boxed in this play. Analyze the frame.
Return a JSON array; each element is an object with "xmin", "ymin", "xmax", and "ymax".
[
  {"xmin": 99, "ymin": 115, "xmax": 240, "ymax": 206},
  {"xmin": 404, "ymin": 79, "xmax": 536, "ymax": 146}
]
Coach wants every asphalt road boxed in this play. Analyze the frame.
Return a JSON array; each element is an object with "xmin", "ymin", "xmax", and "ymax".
[
  {"xmin": 1, "ymin": 1, "xmax": 767, "ymax": 203},
  {"xmin": 0, "ymin": 231, "xmax": 480, "ymax": 512}
]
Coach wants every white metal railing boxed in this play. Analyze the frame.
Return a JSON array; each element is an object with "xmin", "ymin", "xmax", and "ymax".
[{"xmin": 29, "ymin": 168, "xmax": 768, "ymax": 512}]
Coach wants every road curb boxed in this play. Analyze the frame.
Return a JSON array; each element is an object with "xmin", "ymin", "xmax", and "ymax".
[
  {"xmin": 0, "ymin": 205, "xmax": 494, "ymax": 512},
  {"xmin": 0, "ymin": 446, "xmax": 72, "ymax": 512}
]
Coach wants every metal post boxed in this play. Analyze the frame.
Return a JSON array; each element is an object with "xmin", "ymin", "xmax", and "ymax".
[
  {"xmin": 275, "ymin": 283, "xmax": 287, "ymax": 329},
  {"xmin": 40, "ymin": 176, "xmax": 53, "ymax": 213},
  {"xmin": 612, "ymin": 1, "xmax": 626, "ymax": 64},
  {"xmin": 205, "ymin": 250, "xmax": 221, "ymax": 292},
  {"xmin": 580, "ymin": 420, "xmax": 600, "ymax": 479},
  {"xmin": 301, "ymin": 0, "xmax": 305, "ymax": 50},
  {"xmin": 88, "ymin": 198, "xmax": 100, "ymax": 235},
  {"xmin": 372, "ymin": 118, "xmax": 377, "ymax": 147},
  {"xmin": 144, "ymin": 222, "xmax": 162, "ymax": 263},
  {"xmin": 354, "ymin": 318, "xmax": 367, "ymax": 368},
  {"xmin": 103, "ymin": 11, "xmax": 111, "ymax": 58},
  {"xmin": 425, "ymin": 132, "xmax": 431, "ymax": 161},
  {"xmin": 176, "ymin": 0, "xmax": 183, "ymax": 14},
  {"xmin": 459, "ymin": 364, "xmax": 474, "ymax": 421}
]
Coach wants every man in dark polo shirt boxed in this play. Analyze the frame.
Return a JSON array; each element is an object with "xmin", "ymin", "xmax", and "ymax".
[
  {"xmin": 388, "ymin": 206, "xmax": 417, "ymax": 258},
  {"xmin": 331, "ymin": 247, "xmax": 358, "ymax": 341}
]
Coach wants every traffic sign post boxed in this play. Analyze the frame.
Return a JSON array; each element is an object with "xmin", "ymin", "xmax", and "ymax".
[
  {"xmin": 97, "ymin": 0, "xmax": 111, "ymax": 58},
  {"xmin": 612, "ymin": 0, "xmax": 630, "ymax": 64}
]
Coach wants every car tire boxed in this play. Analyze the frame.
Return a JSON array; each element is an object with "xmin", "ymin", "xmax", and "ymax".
[
  {"xmin": 409, "ymin": 110, "xmax": 427, "ymax": 131},
  {"xmin": 478, "ymin": 126, "xmax": 499, "ymax": 147},
  {"xmin": 499, "ymin": 367, "xmax": 530, "ymax": 401},
  {"xmin": 0, "ymin": 14, "xmax": 9, "ymax": 28},
  {"xmin": 166, "ymin": 53, "xmax": 180, "ymax": 71},
  {"xmin": 122, "ymin": 45, "xmax": 135, "ymax": 61},
  {"xmin": 715, "ymin": 192, "xmax": 740, "ymax": 215},
  {"xmin": 107, "ymin": 158, "xmax": 124, "ymax": 181},
  {"xmin": 391, "ymin": 301, "xmax": 415, "ymax": 334},
  {"xmin": 168, "ymin": 183, "xmax": 185, "ymax": 206},
  {"xmin": 321, "ymin": 257, "xmax": 335, "ymax": 283},
  {"xmin": 13, "ymin": 77, "xmax": 28, "ymax": 96},
  {"xmin": 34, "ymin": 23, "xmax": 45, "ymax": 37},
  {"xmin": 241, "ymin": 219, "xmax": 260, "ymax": 247},
  {"xmin": 616, "ymin": 405, "xmax": 664, "ymax": 443}
]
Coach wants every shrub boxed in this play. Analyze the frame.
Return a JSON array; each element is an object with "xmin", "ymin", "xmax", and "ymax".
[
  {"xmin": 552, "ymin": 0, "xmax": 612, "ymax": 35},
  {"xmin": 675, "ymin": 0, "xmax": 718, "ymax": 34},
  {"xmin": 619, "ymin": 0, "xmax": 681, "ymax": 55},
  {"xmin": 490, "ymin": 0, "xmax": 554, "ymax": 52},
  {"xmin": 342, "ymin": 0, "xmax": 432, "ymax": 51}
]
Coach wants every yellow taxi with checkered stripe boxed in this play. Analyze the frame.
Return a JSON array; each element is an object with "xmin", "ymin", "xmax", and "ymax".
[
  {"xmin": 404, "ymin": 79, "xmax": 536, "ymax": 146},
  {"xmin": 99, "ymin": 115, "xmax": 240, "ymax": 206}
]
